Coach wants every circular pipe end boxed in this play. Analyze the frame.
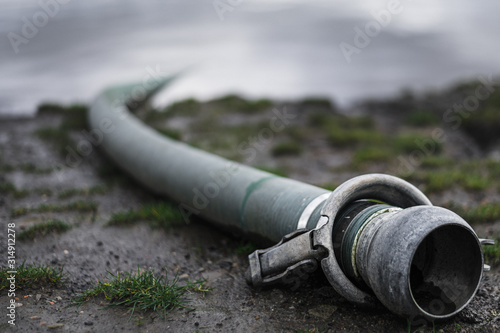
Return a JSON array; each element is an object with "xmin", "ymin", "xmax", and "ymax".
[
  {"xmin": 356, "ymin": 206, "xmax": 483, "ymax": 321},
  {"xmin": 409, "ymin": 224, "xmax": 483, "ymax": 319}
]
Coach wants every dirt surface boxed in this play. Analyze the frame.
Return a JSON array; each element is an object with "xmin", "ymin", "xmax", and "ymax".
[{"xmin": 1, "ymin": 105, "xmax": 499, "ymax": 333}]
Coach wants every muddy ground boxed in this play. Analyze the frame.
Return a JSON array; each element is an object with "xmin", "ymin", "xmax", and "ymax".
[{"xmin": 1, "ymin": 95, "xmax": 499, "ymax": 332}]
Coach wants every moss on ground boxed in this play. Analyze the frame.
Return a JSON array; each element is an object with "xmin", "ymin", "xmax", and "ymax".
[
  {"xmin": 107, "ymin": 202, "xmax": 183, "ymax": 229},
  {"xmin": 18, "ymin": 220, "xmax": 71, "ymax": 241},
  {"xmin": 11, "ymin": 201, "xmax": 98, "ymax": 218}
]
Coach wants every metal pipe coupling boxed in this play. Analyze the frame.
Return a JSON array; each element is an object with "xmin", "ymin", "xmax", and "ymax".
[{"xmin": 247, "ymin": 174, "xmax": 490, "ymax": 320}]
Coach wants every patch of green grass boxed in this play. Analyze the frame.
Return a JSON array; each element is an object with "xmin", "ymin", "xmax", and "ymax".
[
  {"xmin": 423, "ymin": 171, "xmax": 460, "ymax": 193},
  {"xmin": 352, "ymin": 147, "xmax": 392, "ymax": 167},
  {"xmin": 316, "ymin": 183, "xmax": 338, "ymax": 191},
  {"xmin": 107, "ymin": 202, "xmax": 183, "ymax": 229},
  {"xmin": 404, "ymin": 110, "xmax": 439, "ymax": 127},
  {"xmin": 58, "ymin": 185, "xmax": 108, "ymax": 199},
  {"xmin": 448, "ymin": 202, "xmax": 500, "ymax": 224},
  {"xmin": 18, "ymin": 162, "xmax": 53, "ymax": 174},
  {"xmin": 393, "ymin": 134, "xmax": 443, "ymax": 155},
  {"xmin": 1, "ymin": 162, "xmax": 52, "ymax": 174},
  {"xmin": 72, "ymin": 269, "xmax": 210, "ymax": 320},
  {"xmin": 0, "ymin": 262, "xmax": 65, "ymax": 290},
  {"xmin": 256, "ymin": 165, "xmax": 288, "ymax": 177},
  {"xmin": 60, "ymin": 105, "xmax": 88, "ymax": 130},
  {"xmin": 483, "ymin": 238, "xmax": 500, "ymax": 267},
  {"xmin": 321, "ymin": 114, "xmax": 382, "ymax": 148},
  {"xmin": 11, "ymin": 200, "xmax": 98, "ymax": 218},
  {"xmin": 167, "ymin": 98, "xmax": 202, "ymax": 116},
  {"xmin": 408, "ymin": 169, "xmax": 490, "ymax": 194},
  {"xmin": 35, "ymin": 126, "xmax": 74, "ymax": 156},
  {"xmin": 34, "ymin": 104, "xmax": 88, "ymax": 155},
  {"xmin": 18, "ymin": 220, "xmax": 71, "ymax": 241},
  {"xmin": 36, "ymin": 103, "xmax": 66, "ymax": 115},
  {"xmin": 300, "ymin": 97, "xmax": 334, "ymax": 111},
  {"xmin": 209, "ymin": 94, "xmax": 272, "ymax": 114},
  {"xmin": 1, "ymin": 182, "xmax": 29, "ymax": 198},
  {"xmin": 0, "ymin": 163, "xmax": 14, "ymax": 172},
  {"xmin": 155, "ymin": 127, "xmax": 182, "ymax": 140},
  {"xmin": 284, "ymin": 125, "xmax": 308, "ymax": 142},
  {"xmin": 419, "ymin": 156, "xmax": 454, "ymax": 168},
  {"xmin": 37, "ymin": 103, "xmax": 88, "ymax": 129},
  {"xmin": 271, "ymin": 141, "xmax": 303, "ymax": 157}
]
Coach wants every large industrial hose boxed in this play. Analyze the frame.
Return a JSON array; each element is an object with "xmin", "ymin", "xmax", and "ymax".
[{"xmin": 89, "ymin": 77, "xmax": 491, "ymax": 321}]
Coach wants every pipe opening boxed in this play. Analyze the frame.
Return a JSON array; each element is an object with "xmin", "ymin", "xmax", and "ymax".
[{"xmin": 409, "ymin": 225, "xmax": 482, "ymax": 317}]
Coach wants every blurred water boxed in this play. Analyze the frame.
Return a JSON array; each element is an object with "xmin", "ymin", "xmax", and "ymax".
[{"xmin": 1, "ymin": 0, "xmax": 499, "ymax": 116}]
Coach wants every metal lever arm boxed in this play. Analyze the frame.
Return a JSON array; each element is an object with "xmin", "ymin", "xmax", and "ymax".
[{"xmin": 246, "ymin": 229, "xmax": 326, "ymax": 288}]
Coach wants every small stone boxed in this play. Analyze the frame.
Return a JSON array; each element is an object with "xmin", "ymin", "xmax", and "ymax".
[
  {"xmin": 47, "ymin": 323, "xmax": 64, "ymax": 329},
  {"xmin": 179, "ymin": 273, "xmax": 189, "ymax": 280},
  {"xmin": 30, "ymin": 316, "xmax": 39, "ymax": 320},
  {"xmin": 55, "ymin": 296, "xmax": 62, "ymax": 301},
  {"xmin": 63, "ymin": 250, "xmax": 69, "ymax": 254},
  {"xmin": 36, "ymin": 294, "xmax": 42, "ymax": 301},
  {"xmin": 14, "ymin": 303, "xmax": 22, "ymax": 308}
]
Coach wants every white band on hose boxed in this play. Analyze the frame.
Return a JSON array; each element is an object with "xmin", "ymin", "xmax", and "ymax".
[{"xmin": 297, "ymin": 193, "xmax": 330, "ymax": 230}]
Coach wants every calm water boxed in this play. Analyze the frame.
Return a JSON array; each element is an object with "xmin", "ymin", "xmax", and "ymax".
[{"xmin": 1, "ymin": 0, "xmax": 499, "ymax": 116}]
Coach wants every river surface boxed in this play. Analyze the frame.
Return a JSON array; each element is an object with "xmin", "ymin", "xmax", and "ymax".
[{"xmin": 1, "ymin": 0, "xmax": 499, "ymax": 116}]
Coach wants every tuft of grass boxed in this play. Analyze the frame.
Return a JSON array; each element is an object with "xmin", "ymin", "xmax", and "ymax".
[
  {"xmin": 18, "ymin": 220, "xmax": 71, "ymax": 241},
  {"xmin": 0, "ymin": 262, "xmax": 65, "ymax": 290},
  {"xmin": 72, "ymin": 269, "xmax": 210, "ymax": 320},
  {"xmin": 108, "ymin": 202, "xmax": 183, "ymax": 229},
  {"xmin": 58, "ymin": 185, "xmax": 108, "ymax": 199},
  {"xmin": 0, "ymin": 182, "xmax": 29, "ymax": 199},
  {"xmin": 483, "ymin": 238, "xmax": 500, "ymax": 267},
  {"xmin": 11, "ymin": 200, "xmax": 98, "ymax": 218},
  {"xmin": 271, "ymin": 141, "xmax": 303, "ymax": 157}
]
